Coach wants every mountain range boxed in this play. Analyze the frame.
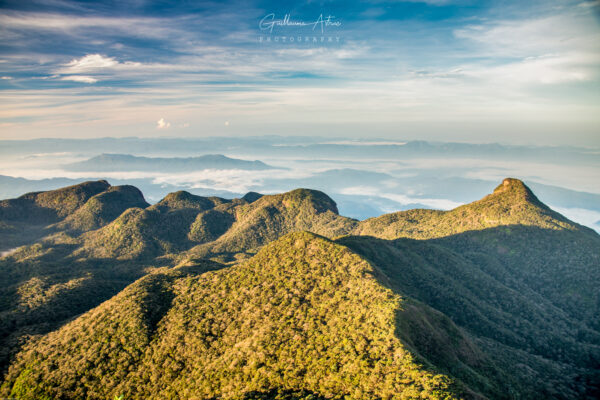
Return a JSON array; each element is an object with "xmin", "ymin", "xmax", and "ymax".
[
  {"xmin": 2, "ymin": 137, "xmax": 598, "ymax": 166},
  {"xmin": 64, "ymin": 154, "xmax": 276, "ymax": 172},
  {"xmin": 0, "ymin": 178, "xmax": 598, "ymax": 399},
  {"xmin": 2, "ymin": 137, "xmax": 598, "ymax": 231}
]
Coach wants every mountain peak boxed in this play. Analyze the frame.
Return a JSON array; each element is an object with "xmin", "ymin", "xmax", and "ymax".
[
  {"xmin": 161, "ymin": 190, "xmax": 200, "ymax": 203},
  {"xmin": 493, "ymin": 178, "xmax": 530, "ymax": 195},
  {"xmin": 489, "ymin": 177, "xmax": 545, "ymax": 207},
  {"xmin": 241, "ymin": 191, "xmax": 262, "ymax": 203},
  {"xmin": 494, "ymin": 177, "xmax": 526, "ymax": 192}
]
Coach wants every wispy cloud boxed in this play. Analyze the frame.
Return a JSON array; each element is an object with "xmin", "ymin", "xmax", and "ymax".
[
  {"xmin": 60, "ymin": 54, "xmax": 121, "ymax": 73},
  {"xmin": 0, "ymin": 12, "xmax": 181, "ymax": 40},
  {"xmin": 60, "ymin": 75, "xmax": 97, "ymax": 84}
]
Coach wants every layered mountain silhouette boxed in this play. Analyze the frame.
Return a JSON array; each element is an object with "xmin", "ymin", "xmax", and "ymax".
[
  {"xmin": 64, "ymin": 153, "xmax": 276, "ymax": 172},
  {"xmin": 0, "ymin": 178, "xmax": 598, "ymax": 399}
]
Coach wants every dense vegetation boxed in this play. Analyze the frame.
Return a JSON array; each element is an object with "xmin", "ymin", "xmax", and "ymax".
[
  {"xmin": 1, "ymin": 233, "xmax": 459, "ymax": 400},
  {"xmin": 0, "ymin": 178, "xmax": 598, "ymax": 399}
]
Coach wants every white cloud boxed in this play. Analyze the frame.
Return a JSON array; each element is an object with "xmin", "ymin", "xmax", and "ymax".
[
  {"xmin": 58, "ymin": 54, "xmax": 143, "ymax": 74},
  {"xmin": 450, "ymin": 10, "xmax": 600, "ymax": 87},
  {"xmin": 156, "ymin": 118, "xmax": 170, "ymax": 129},
  {"xmin": 60, "ymin": 75, "xmax": 98, "ymax": 84},
  {"xmin": 55, "ymin": 54, "xmax": 143, "ymax": 82},
  {"xmin": 61, "ymin": 54, "xmax": 119, "ymax": 73},
  {"xmin": 150, "ymin": 167, "xmax": 310, "ymax": 194}
]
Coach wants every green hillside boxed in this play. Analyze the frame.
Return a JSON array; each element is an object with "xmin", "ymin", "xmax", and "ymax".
[
  {"xmin": 78, "ymin": 191, "xmax": 240, "ymax": 259},
  {"xmin": 0, "ymin": 178, "xmax": 598, "ymax": 399},
  {"xmin": 1, "ymin": 233, "xmax": 460, "ymax": 400}
]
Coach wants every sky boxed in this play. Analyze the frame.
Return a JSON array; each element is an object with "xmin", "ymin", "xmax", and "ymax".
[{"xmin": 1, "ymin": 0, "xmax": 599, "ymax": 146}]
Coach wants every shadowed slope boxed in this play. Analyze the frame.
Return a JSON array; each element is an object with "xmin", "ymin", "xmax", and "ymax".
[{"xmin": 338, "ymin": 229, "xmax": 600, "ymax": 399}]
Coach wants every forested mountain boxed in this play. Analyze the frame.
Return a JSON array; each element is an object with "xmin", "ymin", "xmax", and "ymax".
[{"xmin": 0, "ymin": 178, "xmax": 598, "ymax": 399}]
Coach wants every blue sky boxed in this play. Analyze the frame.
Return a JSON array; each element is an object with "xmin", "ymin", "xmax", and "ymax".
[{"xmin": 1, "ymin": 0, "xmax": 599, "ymax": 145}]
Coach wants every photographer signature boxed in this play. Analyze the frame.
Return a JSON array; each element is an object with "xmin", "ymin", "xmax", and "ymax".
[{"xmin": 259, "ymin": 13, "xmax": 341, "ymax": 34}]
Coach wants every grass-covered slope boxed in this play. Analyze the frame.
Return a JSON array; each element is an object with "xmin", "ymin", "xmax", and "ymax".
[
  {"xmin": 12, "ymin": 186, "xmax": 352, "ymax": 262},
  {"xmin": 1, "ymin": 233, "xmax": 460, "ymax": 400},
  {"xmin": 0, "ymin": 187, "xmax": 353, "ymax": 372}
]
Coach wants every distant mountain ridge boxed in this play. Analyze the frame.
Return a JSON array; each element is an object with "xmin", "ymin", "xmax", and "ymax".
[
  {"xmin": 0, "ymin": 178, "xmax": 598, "ymax": 399},
  {"xmin": 2, "ymin": 137, "xmax": 598, "ymax": 165},
  {"xmin": 64, "ymin": 153, "xmax": 276, "ymax": 172}
]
